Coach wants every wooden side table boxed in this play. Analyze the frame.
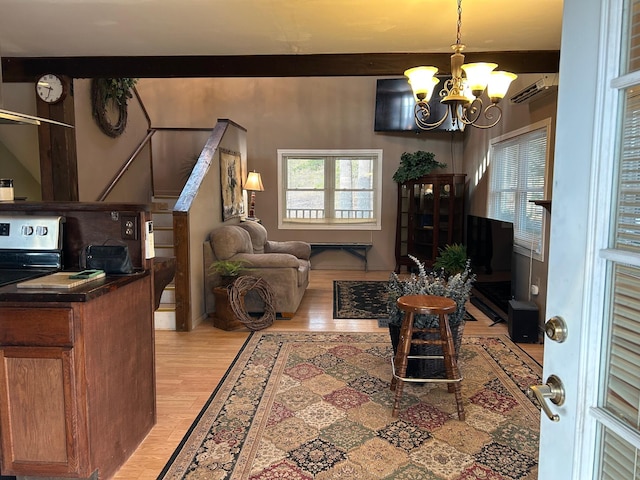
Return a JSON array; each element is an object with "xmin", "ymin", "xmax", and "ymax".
[{"xmin": 211, "ymin": 287, "xmax": 244, "ymax": 330}]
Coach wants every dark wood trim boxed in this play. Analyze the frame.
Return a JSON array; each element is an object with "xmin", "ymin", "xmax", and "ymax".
[
  {"xmin": 2, "ymin": 51, "xmax": 560, "ymax": 80},
  {"xmin": 172, "ymin": 212, "xmax": 190, "ymax": 332},
  {"xmin": 36, "ymin": 75, "xmax": 78, "ymax": 201}
]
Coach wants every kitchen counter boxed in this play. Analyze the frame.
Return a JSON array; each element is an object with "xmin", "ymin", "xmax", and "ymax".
[
  {"xmin": 0, "ymin": 271, "xmax": 155, "ymax": 479},
  {"xmin": 0, "ymin": 270, "xmax": 149, "ymax": 303}
]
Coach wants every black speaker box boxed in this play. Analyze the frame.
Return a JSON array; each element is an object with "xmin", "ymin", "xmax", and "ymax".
[{"xmin": 508, "ymin": 300, "xmax": 539, "ymax": 343}]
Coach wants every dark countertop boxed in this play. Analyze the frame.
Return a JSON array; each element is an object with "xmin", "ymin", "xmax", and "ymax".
[{"xmin": 0, "ymin": 270, "xmax": 150, "ymax": 303}]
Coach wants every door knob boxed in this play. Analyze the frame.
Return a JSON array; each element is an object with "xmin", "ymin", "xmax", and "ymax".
[
  {"xmin": 529, "ymin": 374, "xmax": 565, "ymax": 422},
  {"xmin": 545, "ymin": 316, "xmax": 568, "ymax": 343}
]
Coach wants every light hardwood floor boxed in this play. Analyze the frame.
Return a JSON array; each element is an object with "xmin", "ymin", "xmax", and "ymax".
[{"xmin": 113, "ymin": 269, "xmax": 544, "ymax": 480}]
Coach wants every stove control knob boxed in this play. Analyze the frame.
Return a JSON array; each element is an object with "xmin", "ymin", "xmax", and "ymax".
[{"xmin": 21, "ymin": 225, "xmax": 34, "ymax": 236}]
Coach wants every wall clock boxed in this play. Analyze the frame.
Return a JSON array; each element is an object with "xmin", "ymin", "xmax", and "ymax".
[{"xmin": 36, "ymin": 74, "xmax": 66, "ymax": 104}]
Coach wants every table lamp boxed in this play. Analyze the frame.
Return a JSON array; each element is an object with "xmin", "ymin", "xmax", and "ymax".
[{"xmin": 245, "ymin": 171, "xmax": 264, "ymax": 220}]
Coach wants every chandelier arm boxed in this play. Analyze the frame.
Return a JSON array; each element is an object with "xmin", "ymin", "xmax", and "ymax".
[
  {"xmin": 459, "ymin": 97, "xmax": 483, "ymax": 124},
  {"xmin": 414, "ymin": 102, "xmax": 451, "ymax": 130},
  {"xmin": 459, "ymin": 102, "xmax": 503, "ymax": 129}
]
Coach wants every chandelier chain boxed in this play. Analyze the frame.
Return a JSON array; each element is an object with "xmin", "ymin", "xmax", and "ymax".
[{"xmin": 456, "ymin": 0, "xmax": 462, "ymax": 46}]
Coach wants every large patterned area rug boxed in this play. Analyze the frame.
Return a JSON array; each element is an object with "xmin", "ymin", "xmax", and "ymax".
[
  {"xmin": 158, "ymin": 332, "xmax": 541, "ymax": 480},
  {"xmin": 333, "ymin": 280, "xmax": 389, "ymax": 319}
]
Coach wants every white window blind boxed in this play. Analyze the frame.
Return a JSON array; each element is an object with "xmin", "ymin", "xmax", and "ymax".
[
  {"xmin": 488, "ymin": 122, "xmax": 549, "ymax": 258},
  {"xmin": 277, "ymin": 149, "xmax": 382, "ymax": 230}
]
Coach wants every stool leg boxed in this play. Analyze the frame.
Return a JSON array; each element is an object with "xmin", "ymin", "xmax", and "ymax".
[
  {"xmin": 391, "ymin": 311, "xmax": 414, "ymax": 417},
  {"xmin": 440, "ymin": 314, "xmax": 465, "ymax": 421}
]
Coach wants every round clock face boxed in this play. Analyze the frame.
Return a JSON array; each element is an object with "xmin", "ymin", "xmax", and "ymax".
[{"xmin": 36, "ymin": 74, "xmax": 65, "ymax": 103}]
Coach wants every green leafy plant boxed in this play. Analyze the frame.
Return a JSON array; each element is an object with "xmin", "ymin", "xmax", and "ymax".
[
  {"xmin": 209, "ymin": 259, "xmax": 248, "ymax": 277},
  {"xmin": 100, "ymin": 78, "xmax": 139, "ymax": 106},
  {"xmin": 433, "ymin": 243, "xmax": 468, "ymax": 277},
  {"xmin": 392, "ymin": 151, "xmax": 447, "ymax": 183}
]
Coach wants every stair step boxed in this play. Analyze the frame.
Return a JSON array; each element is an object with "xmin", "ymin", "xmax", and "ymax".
[
  {"xmin": 160, "ymin": 286, "xmax": 175, "ymax": 304},
  {"xmin": 153, "ymin": 228, "xmax": 174, "ymax": 245},
  {"xmin": 154, "ymin": 310, "xmax": 176, "ymax": 330}
]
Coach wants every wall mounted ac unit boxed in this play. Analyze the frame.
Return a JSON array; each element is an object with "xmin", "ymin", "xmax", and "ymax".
[{"xmin": 509, "ymin": 74, "xmax": 559, "ymax": 104}]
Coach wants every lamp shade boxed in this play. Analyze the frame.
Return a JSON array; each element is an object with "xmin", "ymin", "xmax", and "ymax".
[
  {"xmin": 487, "ymin": 71, "xmax": 518, "ymax": 102},
  {"xmin": 404, "ymin": 66, "xmax": 439, "ymax": 102},
  {"xmin": 461, "ymin": 62, "xmax": 497, "ymax": 96},
  {"xmin": 245, "ymin": 171, "xmax": 264, "ymax": 191}
]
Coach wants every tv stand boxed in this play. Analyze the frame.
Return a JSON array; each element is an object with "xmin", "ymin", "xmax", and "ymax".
[{"xmin": 470, "ymin": 294, "xmax": 507, "ymax": 326}]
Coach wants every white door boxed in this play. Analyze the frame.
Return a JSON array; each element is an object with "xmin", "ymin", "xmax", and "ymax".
[{"xmin": 538, "ymin": 0, "xmax": 640, "ymax": 478}]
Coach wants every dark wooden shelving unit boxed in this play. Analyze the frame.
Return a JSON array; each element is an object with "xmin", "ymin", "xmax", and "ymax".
[{"xmin": 395, "ymin": 174, "xmax": 466, "ymax": 272}]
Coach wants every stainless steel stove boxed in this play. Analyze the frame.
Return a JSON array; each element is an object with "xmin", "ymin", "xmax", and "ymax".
[{"xmin": 0, "ymin": 215, "xmax": 65, "ymax": 287}]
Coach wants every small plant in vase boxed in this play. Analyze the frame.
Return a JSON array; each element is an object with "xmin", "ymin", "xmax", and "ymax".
[
  {"xmin": 209, "ymin": 259, "xmax": 248, "ymax": 287},
  {"xmin": 433, "ymin": 243, "xmax": 468, "ymax": 277}
]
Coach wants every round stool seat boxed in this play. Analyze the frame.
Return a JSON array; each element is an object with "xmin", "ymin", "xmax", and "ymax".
[{"xmin": 397, "ymin": 295, "xmax": 456, "ymax": 315}]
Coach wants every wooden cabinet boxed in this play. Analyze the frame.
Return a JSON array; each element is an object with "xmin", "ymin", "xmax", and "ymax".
[
  {"xmin": 395, "ymin": 174, "xmax": 466, "ymax": 272},
  {"xmin": 0, "ymin": 276, "xmax": 155, "ymax": 479}
]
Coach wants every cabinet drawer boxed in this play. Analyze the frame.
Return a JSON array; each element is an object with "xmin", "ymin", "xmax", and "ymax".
[{"xmin": 0, "ymin": 308, "xmax": 73, "ymax": 347}]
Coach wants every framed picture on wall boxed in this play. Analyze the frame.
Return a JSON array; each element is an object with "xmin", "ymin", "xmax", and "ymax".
[{"xmin": 220, "ymin": 149, "xmax": 244, "ymax": 220}]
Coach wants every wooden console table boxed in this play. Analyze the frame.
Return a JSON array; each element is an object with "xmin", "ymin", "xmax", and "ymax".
[{"xmin": 309, "ymin": 243, "xmax": 373, "ymax": 271}]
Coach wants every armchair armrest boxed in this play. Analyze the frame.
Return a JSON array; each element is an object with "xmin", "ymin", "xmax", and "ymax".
[
  {"xmin": 265, "ymin": 241, "xmax": 311, "ymax": 260},
  {"xmin": 232, "ymin": 252, "xmax": 301, "ymax": 269}
]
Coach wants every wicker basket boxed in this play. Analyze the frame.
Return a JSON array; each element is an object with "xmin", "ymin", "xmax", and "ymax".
[{"xmin": 388, "ymin": 320, "xmax": 465, "ymax": 379}]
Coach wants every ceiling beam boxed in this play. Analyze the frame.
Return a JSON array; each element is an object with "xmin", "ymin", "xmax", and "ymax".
[{"xmin": 2, "ymin": 51, "xmax": 560, "ymax": 81}]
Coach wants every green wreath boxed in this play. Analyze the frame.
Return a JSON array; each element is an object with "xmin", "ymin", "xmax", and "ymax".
[{"xmin": 91, "ymin": 78, "xmax": 138, "ymax": 138}]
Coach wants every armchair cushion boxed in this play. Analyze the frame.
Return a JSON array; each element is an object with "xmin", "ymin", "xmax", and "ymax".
[
  {"xmin": 211, "ymin": 225, "xmax": 253, "ymax": 260},
  {"xmin": 238, "ymin": 222, "xmax": 311, "ymax": 260}
]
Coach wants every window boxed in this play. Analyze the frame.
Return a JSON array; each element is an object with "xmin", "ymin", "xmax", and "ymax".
[
  {"xmin": 487, "ymin": 119, "xmax": 551, "ymax": 259},
  {"xmin": 277, "ymin": 149, "xmax": 382, "ymax": 230}
]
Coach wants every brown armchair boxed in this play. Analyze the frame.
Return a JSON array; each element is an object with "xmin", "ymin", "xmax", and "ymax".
[{"xmin": 204, "ymin": 222, "xmax": 311, "ymax": 318}]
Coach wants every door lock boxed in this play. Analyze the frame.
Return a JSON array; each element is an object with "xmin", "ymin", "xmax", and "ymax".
[
  {"xmin": 545, "ymin": 316, "xmax": 568, "ymax": 343},
  {"xmin": 529, "ymin": 374, "xmax": 565, "ymax": 422}
]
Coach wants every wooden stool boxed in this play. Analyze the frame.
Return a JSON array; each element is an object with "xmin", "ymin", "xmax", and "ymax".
[{"xmin": 390, "ymin": 294, "xmax": 465, "ymax": 420}]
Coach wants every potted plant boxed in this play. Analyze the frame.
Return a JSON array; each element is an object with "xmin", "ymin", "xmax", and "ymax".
[
  {"xmin": 387, "ymin": 254, "xmax": 475, "ymax": 377},
  {"xmin": 392, "ymin": 151, "xmax": 447, "ymax": 183},
  {"xmin": 209, "ymin": 259, "xmax": 248, "ymax": 287},
  {"xmin": 433, "ymin": 243, "xmax": 468, "ymax": 277}
]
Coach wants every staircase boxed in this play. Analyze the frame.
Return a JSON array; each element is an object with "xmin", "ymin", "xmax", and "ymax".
[{"xmin": 152, "ymin": 195, "xmax": 178, "ymax": 330}]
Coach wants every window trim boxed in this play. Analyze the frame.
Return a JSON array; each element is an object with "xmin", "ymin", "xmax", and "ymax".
[
  {"xmin": 488, "ymin": 118, "xmax": 552, "ymax": 261},
  {"xmin": 277, "ymin": 149, "xmax": 383, "ymax": 230}
]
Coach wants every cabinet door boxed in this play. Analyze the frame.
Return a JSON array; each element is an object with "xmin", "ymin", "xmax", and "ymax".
[
  {"xmin": 411, "ymin": 180, "xmax": 436, "ymax": 263},
  {"xmin": 0, "ymin": 346, "xmax": 87, "ymax": 476}
]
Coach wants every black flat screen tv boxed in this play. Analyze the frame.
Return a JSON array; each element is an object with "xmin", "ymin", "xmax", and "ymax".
[
  {"xmin": 374, "ymin": 77, "xmax": 464, "ymax": 133},
  {"xmin": 465, "ymin": 215, "xmax": 515, "ymax": 322}
]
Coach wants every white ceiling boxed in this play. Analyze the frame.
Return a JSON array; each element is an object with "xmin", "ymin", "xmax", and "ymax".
[{"xmin": 0, "ymin": 0, "xmax": 563, "ymax": 58}]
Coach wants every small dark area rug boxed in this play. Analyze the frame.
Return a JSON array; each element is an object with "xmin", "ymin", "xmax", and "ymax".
[
  {"xmin": 333, "ymin": 280, "xmax": 390, "ymax": 320},
  {"xmin": 333, "ymin": 280, "xmax": 475, "ymax": 326}
]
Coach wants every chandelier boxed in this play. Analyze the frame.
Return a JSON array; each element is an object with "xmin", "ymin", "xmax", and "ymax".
[{"xmin": 404, "ymin": 0, "xmax": 517, "ymax": 130}]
